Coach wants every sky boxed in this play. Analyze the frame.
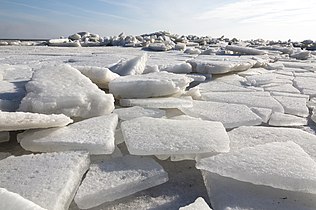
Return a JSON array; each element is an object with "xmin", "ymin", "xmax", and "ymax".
[{"xmin": 0, "ymin": 0, "xmax": 315, "ymax": 41}]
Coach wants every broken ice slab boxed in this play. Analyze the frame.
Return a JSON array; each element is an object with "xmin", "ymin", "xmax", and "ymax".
[
  {"xmin": 109, "ymin": 53, "xmax": 147, "ymax": 76},
  {"xmin": 0, "ymin": 111, "xmax": 73, "ymax": 131},
  {"xmin": 228, "ymin": 126, "xmax": 316, "ymax": 161},
  {"xmin": 281, "ymin": 61, "xmax": 316, "ymax": 71},
  {"xmin": 225, "ymin": 45, "xmax": 267, "ymax": 55},
  {"xmin": 294, "ymin": 77, "xmax": 316, "ymax": 96},
  {"xmin": 0, "ymin": 64, "xmax": 33, "ymax": 81},
  {"xmin": 0, "ymin": 80, "xmax": 26, "ymax": 112},
  {"xmin": 120, "ymin": 97, "xmax": 193, "ymax": 109},
  {"xmin": 273, "ymin": 96, "xmax": 309, "ymax": 117},
  {"xmin": 18, "ymin": 64, "xmax": 114, "ymax": 119},
  {"xmin": 74, "ymin": 155, "xmax": 168, "ymax": 209},
  {"xmin": 201, "ymin": 91, "xmax": 284, "ymax": 113},
  {"xmin": 179, "ymin": 100, "xmax": 262, "ymax": 129},
  {"xmin": 197, "ymin": 141, "xmax": 316, "ymax": 195},
  {"xmin": 109, "ymin": 72, "xmax": 193, "ymax": 99},
  {"xmin": 179, "ymin": 197, "xmax": 212, "ymax": 210},
  {"xmin": 250, "ymin": 107, "xmax": 272, "ymax": 123},
  {"xmin": 113, "ymin": 106, "xmax": 165, "ymax": 121},
  {"xmin": 0, "ymin": 151, "xmax": 90, "ymax": 210},
  {"xmin": 0, "ymin": 188, "xmax": 47, "ymax": 210},
  {"xmin": 0, "ymin": 132, "xmax": 9, "ymax": 143},
  {"xmin": 268, "ymin": 112, "xmax": 307, "ymax": 127},
  {"xmin": 18, "ymin": 114, "xmax": 118, "ymax": 155},
  {"xmin": 270, "ymin": 91, "xmax": 309, "ymax": 100},
  {"xmin": 159, "ymin": 62, "xmax": 192, "ymax": 74},
  {"xmin": 74, "ymin": 66, "xmax": 119, "ymax": 89},
  {"xmin": 245, "ymin": 73, "xmax": 292, "ymax": 87},
  {"xmin": 198, "ymin": 80, "xmax": 254, "ymax": 93},
  {"xmin": 121, "ymin": 117, "xmax": 229, "ymax": 156},
  {"xmin": 264, "ymin": 84, "xmax": 300, "ymax": 94}
]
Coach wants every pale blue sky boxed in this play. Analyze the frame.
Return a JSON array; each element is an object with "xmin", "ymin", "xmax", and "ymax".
[{"xmin": 0, "ymin": 0, "xmax": 315, "ymax": 41}]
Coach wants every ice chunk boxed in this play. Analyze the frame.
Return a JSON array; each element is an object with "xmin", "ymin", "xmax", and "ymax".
[
  {"xmin": 294, "ymin": 77, "xmax": 316, "ymax": 96},
  {"xmin": 269, "ymin": 112, "xmax": 307, "ymax": 127},
  {"xmin": 121, "ymin": 117, "xmax": 229, "ymax": 156},
  {"xmin": 0, "ymin": 111, "xmax": 73, "ymax": 131},
  {"xmin": 18, "ymin": 114, "xmax": 118, "ymax": 155},
  {"xmin": 74, "ymin": 156, "xmax": 168, "ymax": 209},
  {"xmin": 113, "ymin": 106, "xmax": 165, "ymax": 120},
  {"xmin": 0, "ymin": 64, "xmax": 33, "ymax": 81},
  {"xmin": 273, "ymin": 96, "xmax": 309, "ymax": 117},
  {"xmin": 0, "ymin": 188, "xmax": 47, "ymax": 210},
  {"xmin": 201, "ymin": 92, "xmax": 284, "ymax": 113},
  {"xmin": 250, "ymin": 107, "xmax": 272, "ymax": 123},
  {"xmin": 197, "ymin": 141, "xmax": 316, "ymax": 194},
  {"xmin": 0, "ymin": 80, "xmax": 26, "ymax": 112},
  {"xmin": 160, "ymin": 63, "xmax": 192, "ymax": 74},
  {"xmin": 226, "ymin": 45, "xmax": 267, "ymax": 55},
  {"xmin": 109, "ymin": 53, "xmax": 147, "ymax": 76},
  {"xmin": 18, "ymin": 64, "xmax": 114, "ymax": 119},
  {"xmin": 0, "ymin": 132, "xmax": 9, "ymax": 143},
  {"xmin": 109, "ymin": 72, "xmax": 193, "ymax": 98},
  {"xmin": 179, "ymin": 197, "xmax": 211, "ymax": 210},
  {"xmin": 180, "ymin": 100, "xmax": 262, "ymax": 129},
  {"xmin": 120, "ymin": 97, "xmax": 193, "ymax": 109},
  {"xmin": 271, "ymin": 91, "xmax": 309, "ymax": 100},
  {"xmin": 0, "ymin": 151, "xmax": 90, "ymax": 210},
  {"xmin": 74, "ymin": 66, "xmax": 119, "ymax": 88},
  {"xmin": 228, "ymin": 126, "xmax": 316, "ymax": 161},
  {"xmin": 265, "ymin": 84, "xmax": 300, "ymax": 94},
  {"xmin": 198, "ymin": 81, "xmax": 253, "ymax": 93}
]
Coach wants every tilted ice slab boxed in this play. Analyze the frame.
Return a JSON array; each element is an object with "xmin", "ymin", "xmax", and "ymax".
[
  {"xmin": 0, "ymin": 188, "xmax": 47, "ymax": 210},
  {"xmin": 197, "ymin": 141, "xmax": 316, "ymax": 194},
  {"xmin": 74, "ymin": 66, "xmax": 120, "ymax": 89},
  {"xmin": 120, "ymin": 97, "xmax": 193, "ymax": 109},
  {"xmin": 109, "ymin": 72, "xmax": 193, "ymax": 98},
  {"xmin": 228, "ymin": 126, "xmax": 316, "ymax": 161},
  {"xmin": 18, "ymin": 114, "xmax": 118, "ymax": 155},
  {"xmin": 121, "ymin": 117, "xmax": 230, "ymax": 155},
  {"xmin": 179, "ymin": 100, "xmax": 262, "ymax": 129},
  {"xmin": 250, "ymin": 107, "xmax": 272, "ymax": 123},
  {"xmin": 109, "ymin": 53, "xmax": 147, "ymax": 76},
  {"xmin": 269, "ymin": 112, "xmax": 307, "ymax": 127},
  {"xmin": 201, "ymin": 91, "xmax": 284, "ymax": 112},
  {"xmin": 0, "ymin": 132, "xmax": 9, "ymax": 143},
  {"xmin": 0, "ymin": 80, "xmax": 26, "ymax": 112},
  {"xmin": 226, "ymin": 45, "xmax": 267, "ymax": 55},
  {"xmin": 0, "ymin": 151, "xmax": 90, "ymax": 210},
  {"xmin": 179, "ymin": 197, "xmax": 212, "ymax": 210},
  {"xmin": 18, "ymin": 64, "xmax": 114, "ymax": 119},
  {"xmin": 0, "ymin": 111, "xmax": 73, "ymax": 131},
  {"xmin": 74, "ymin": 155, "xmax": 168, "ymax": 209},
  {"xmin": 113, "ymin": 106, "xmax": 165, "ymax": 121},
  {"xmin": 159, "ymin": 62, "xmax": 192, "ymax": 74},
  {"xmin": 273, "ymin": 96, "xmax": 309, "ymax": 117}
]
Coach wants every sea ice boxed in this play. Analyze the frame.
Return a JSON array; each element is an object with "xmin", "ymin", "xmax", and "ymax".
[
  {"xmin": 0, "ymin": 111, "xmax": 73, "ymax": 131},
  {"xmin": 179, "ymin": 197, "xmax": 211, "ymax": 210},
  {"xmin": 109, "ymin": 53, "xmax": 147, "ymax": 76},
  {"xmin": 159, "ymin": 63, "xmax": 192, "ymax": 74},
  {"xmin": 179, "ymin": 100, "xmax": 262, "ymax": 128},
  {"xmin": 113, "ymin": 106, "xmax": 165, "ymax": 121},
  {"xmin": 0, "ymin": 152, "xmax": 10, "ymax": 160},
  {"xmin": 74, "ymin": 155, "xmax": 168, "ymax": 209},
  {"xmin": 0, "ymin": 80, "xmax": 26, "ymax": 112},
  {"xmin": 18, "ymin": 114, "xmax": 118, "ymax": 154},
  {"xmin": 268, "ymin": 112, "xmax": 307, "ymax": 126},
  {"xmin": 18, "ymin": 64, "xmax": 115, "ymax": 119},
  {"xmin": 198, "ymin": 81, "xmax": 253, "ymax": 93},
  {"xmin": 228, "ymin": 126, "xmax": 316, "ymax": 160},
  {"xmin": 264, "ymin": 84, "xmax": 300, "ymax": 94},
  {"xmin": 226, "ymin": 45, "xmax": 267, "ymax": 55},
  {"xmin": 273, "ymin": 96, "xmax": 309, "ymax": 117},
  {"xmin": 0, "ymin": 132, "xmax": 9, "ymax": 143},
  {"xmin": 0, "ymin": 188, "xmax": 47, "ymax": 210},
  {"xmin": 0, "ymin": 151, "xmax": 90, "ymax": 210},
  {"xmin": 74, "ymin": 66, "xmax": 119, "ymax": 88},
  {"xmin": 121, "ymin": 117, "xmax": 230, "ymax": 155},
  {"xmin": 109, "ymin": 72, "xmax": 193, "ymax": 98},
  {"xmin": 250, "ymin": 107, "xmax": 272, "ymax": 123},
  {"xmin": 120, "ymin": 97, "xmax": 193, "ymax": 109}
]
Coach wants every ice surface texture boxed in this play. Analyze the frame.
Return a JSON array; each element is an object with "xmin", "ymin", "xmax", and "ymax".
[{"xmin": 18, "ymin": 64, "xmax": 114, "ymax": 119}]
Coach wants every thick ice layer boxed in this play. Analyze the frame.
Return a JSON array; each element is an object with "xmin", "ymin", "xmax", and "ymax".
[
  {"xmin": 179, "ymin": 197, "xmax": 212, "ymax": 210},
  {"xmin": 0, "ymin": 151, "xmax": 90, "ymax": 210},
  {"xmin": 74, "ymin": 155, "xmax": 168, "ymax": 209},
  {"xmin": 0, "ymin": 111, "xmax": 73, "ymax": 131},
  {"xmin": 113, "ymin": 106, "xmax": 165, "ymax": 120},
  {"xmin": 269, "ymin": 112, "xmax": 307, "ymax": 127},
  {"xmin": 120, "ymin": 97, "xmax": 193, "ymax": 109},
  {"xmin": 228, "ymin": 126, "xmax": 316, "ymax": 160},
  {"xmin": 109, "ymin": 72, "xmax": 193, "ymax": 98},
  {"xmin": 121, "ymin": 117, "xmax": 230, "ymax": 155},
  {"xmin": 179, "ymin": 100, "xmax": 262, "ymax": 129},
  {"xmin": 202, "ymin": 171, "xmax": 316, "ymax": 210},
  {"xmin": 74, "ymin": 66, "xmax": 119, "ymax": 88},
  {"xmin": 18, "ymin": 114, "xmax": 118, "ymax": 155},
  {"xmin": 109, "ymin": 53, "xmax": 147, "ymax": 76},
  {"xmin": 226, "ymin": 45, "xmax": 267, "ymax": 55},
  {"xmin": 0, "ymin": 188, "xmax": 47, "ymax": 210},
  {"xmin": 18, "ymin": 64, "xmax": 114, "ymax": 119},
  {"xmin": 201, "ymin": 91, "xmax": 284, "ymax": 112},
  {"xmin": 0, "ymin": 132, "xmax": 9, "ymax": 143},
  {"xmin": 273, "ymin": 96, "xmax": 309, "ymax": 117},
  {"xmin": 197, "ymin": 141, "xmax": 316, "ymax": 194}
]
